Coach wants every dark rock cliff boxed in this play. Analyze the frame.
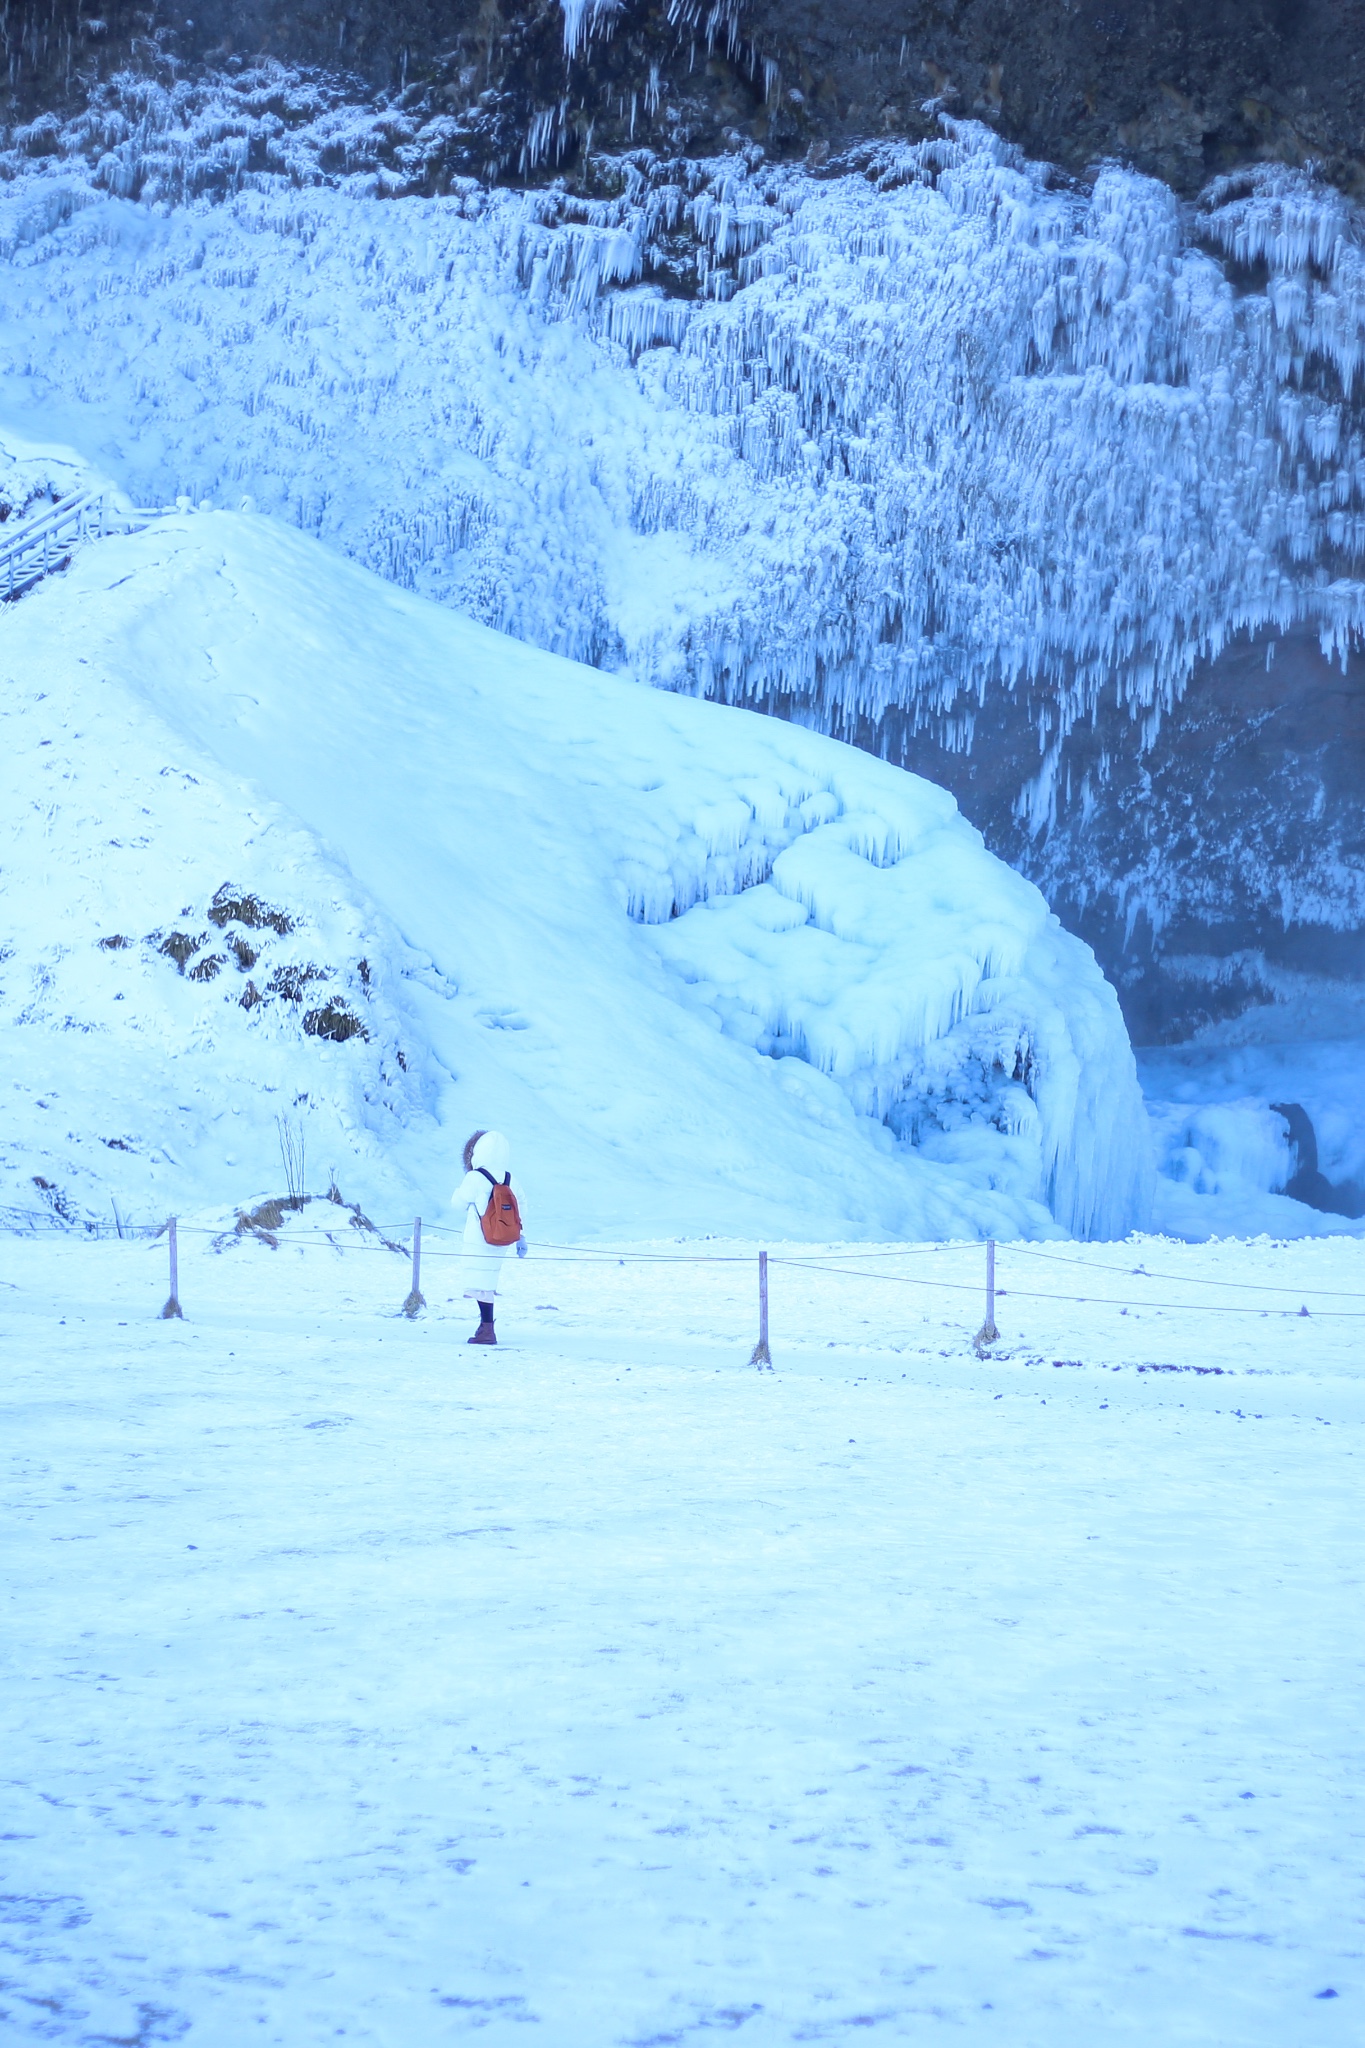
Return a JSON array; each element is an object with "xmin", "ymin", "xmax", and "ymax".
[
  {"xmin": 7, "ymin": 2, "xmax": 1365, "ymax": 193},
  {"xmin": 861, "ymin": 630, "xmax": 1365, "ymax": 1045}
]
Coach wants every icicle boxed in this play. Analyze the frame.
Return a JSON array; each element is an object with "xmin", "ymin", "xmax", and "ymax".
[{"xmin": 2, "ymin": 88, "xmax": 1362, "ymax": 785}]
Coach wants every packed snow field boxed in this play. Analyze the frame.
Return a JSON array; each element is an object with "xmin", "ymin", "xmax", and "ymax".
[{"xmin": 3, "ymin": 1222, "xmax": 1363, "ymax": 2046}]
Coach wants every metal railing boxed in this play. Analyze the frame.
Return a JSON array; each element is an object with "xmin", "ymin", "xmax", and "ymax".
[{"xmin": 0, "ymin": 490, "xmax": 147, "ymax": 599}]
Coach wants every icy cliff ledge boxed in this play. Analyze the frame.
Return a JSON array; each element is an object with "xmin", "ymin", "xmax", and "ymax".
[
  {"xmin": 1, "ymin": 97, "xmax": 1361, "ymax": 750},
  {"xmin": 0, "ymin": 508, "xmax": 1150, "ymax": 1239}
]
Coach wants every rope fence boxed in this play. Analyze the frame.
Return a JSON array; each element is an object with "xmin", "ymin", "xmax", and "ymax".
[{"xmin": 4, "ymin": 1205, "xmax": 1365, "ymax": 1349}]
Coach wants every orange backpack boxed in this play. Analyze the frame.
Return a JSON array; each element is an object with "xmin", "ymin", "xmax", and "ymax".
[{"xmin": 478, "ymin": 1169, "xmax": 522, "ymax": 1246}]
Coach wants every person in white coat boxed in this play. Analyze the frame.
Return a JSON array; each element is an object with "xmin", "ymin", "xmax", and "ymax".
[{"xmin": 452, "ymin": 1129, "xmax": 525, "ymax": 1345}]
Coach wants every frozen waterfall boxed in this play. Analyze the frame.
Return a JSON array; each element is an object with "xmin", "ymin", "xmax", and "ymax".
[{"xmin": 0, "ymin": 74, "xmax": 1360, "ymax": 765}]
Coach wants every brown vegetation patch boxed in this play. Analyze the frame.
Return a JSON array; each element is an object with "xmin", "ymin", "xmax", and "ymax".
[
  {"xmin": 304, "ymin": 999, "xmax": 369, "ymax": 1043},
  {"xmin": 31, "ymin": 1174, "xmax": 76, "ymax": 1221},
  {"xmin": 209, "ymin": 884, "xmax": 295, "ymax": 935},
  {"xmin": 224, "ymin": 1190, "xmax": 406, "ymax": 1255},
  {"xmin": 267, "ymin": 962, "xmax": 326, "ymax": 1003},
  {"xmin": 154, "ymin": 929, "xmax": 208, "ymax": 972}
]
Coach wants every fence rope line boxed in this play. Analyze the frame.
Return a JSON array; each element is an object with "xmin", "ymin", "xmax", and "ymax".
[
  {"xmin": 767, "ymin": 1257, "xmax": 1365, "ymax": 1317},
  {"xmin": 5, "ymin": 1214, "xmax": 1365, "ymax": 1323},
  {"xmin": 409, "ymin": 1227, "xmax": 969, "ymax": 1262},
  {"xmin": 396, "ymin": 1227, "xmax": 781, "ymax": 1261},
  {"xmin": 1006, "ymin": 1242, "xmax": 1365, "ymax": 1297},
  {"xmin": 0, "ymin": 1214, "xmax": 969, "ymax": 1268}
]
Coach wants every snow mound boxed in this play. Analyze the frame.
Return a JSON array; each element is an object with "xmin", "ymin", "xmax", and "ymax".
[{"xmin": 0, "ymin": 509, "xmax": 1150, "ymax": 1240}]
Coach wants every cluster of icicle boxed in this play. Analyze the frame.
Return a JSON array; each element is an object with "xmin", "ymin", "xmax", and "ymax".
[
  {"xmin": 3, "ymin": 73, "xmax": 1363, "ymax": 751},
  {"xmin": 559, "ymin": 0, "xmax": 744, "ymax": 58},
  {"xmin": 518, "ymin": 123, "xmax": 1365, "ymax": 741},
  {"xmin": 0, "ymin": 63, "xmax": 493, "ymax": 207}
]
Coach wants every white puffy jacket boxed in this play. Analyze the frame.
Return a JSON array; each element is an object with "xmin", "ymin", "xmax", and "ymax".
[{"xmin": 451, "ymin": 1130, "xmax": 522, "ymax": 1299}]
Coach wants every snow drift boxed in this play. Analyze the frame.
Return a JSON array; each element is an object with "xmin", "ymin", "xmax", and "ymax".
[{"xmin": 0, "ymin": 507, "xmax": 1150, "ymax": 1241}]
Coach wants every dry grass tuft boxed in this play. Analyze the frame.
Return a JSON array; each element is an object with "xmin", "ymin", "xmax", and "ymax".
[
  {"xmin": 304, "ymin": 999, "xmax": 368, "ymax": 1043},
  {"xmin": 209, "ymin": 884, "xmax": 295, "ymax": 935}
]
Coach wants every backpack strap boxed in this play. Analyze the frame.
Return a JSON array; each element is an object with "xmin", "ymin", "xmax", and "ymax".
[{"xmin": 478, "ymin": 1167, "xmax": 497, "ymax": 1188}]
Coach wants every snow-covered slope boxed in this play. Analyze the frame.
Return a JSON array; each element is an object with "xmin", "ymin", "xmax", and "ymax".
[{"xmin": 0, "ymin": 509, "xmax": 1150, "ymax": 1241}]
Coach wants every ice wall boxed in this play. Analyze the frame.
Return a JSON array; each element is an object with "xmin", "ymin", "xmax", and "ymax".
[
  {"xmin": 0, "ymin": 74, "xmax": 1361, "ymax": 763},
  {"xmin": 609, "ymin": 733, "xmax": 1152, "ymax": 1240},
  {"xmin": 521, "ymin": 130, "xmax": 1365, "ymax": 730}
]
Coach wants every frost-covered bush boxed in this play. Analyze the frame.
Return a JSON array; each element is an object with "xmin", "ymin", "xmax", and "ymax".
[{"xmin": 0, "ymin": 428, "xmax": 93, "ymax": 528}]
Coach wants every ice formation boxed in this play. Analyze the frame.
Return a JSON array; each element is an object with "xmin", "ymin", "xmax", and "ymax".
[
  {"xmin": 0, "ymin": 77, "xmax": 1360, "ymax": 764},
  {"xmin": 559, "ymin": 1, "xmax": 744, "ymax": 61},
  {"xmin": 0, "ymin": 507, "xmax": 1149, "ymax": 1241},
  {"xmin": 1146, "ymin": 1098, "xmax": 1297, "ymax": 1205},
  {"xmin": 559, "ymin": 0, "xmax": 622, "ymax": 58}
]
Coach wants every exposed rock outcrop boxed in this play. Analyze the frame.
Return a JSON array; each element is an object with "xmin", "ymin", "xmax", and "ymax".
[
  {"xmin": 7, "ymin": 3, "xmax": 1365, "ymax": 194},
  {"xmin": 866, "ymin": 628, "xmax": 1365, "ymax": 1045}
]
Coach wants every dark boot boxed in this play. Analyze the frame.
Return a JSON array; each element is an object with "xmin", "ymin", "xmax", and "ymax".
[{"xmin": 468, "ymin": 1302, "xmax": 496, "ymax": 1345}]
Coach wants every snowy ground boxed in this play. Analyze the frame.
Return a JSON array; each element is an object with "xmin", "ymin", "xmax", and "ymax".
[{"xmin": 4, "ymin": 1221, "xmax": 1362, "ymax": 2046}]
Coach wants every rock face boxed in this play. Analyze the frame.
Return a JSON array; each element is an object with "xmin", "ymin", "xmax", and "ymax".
[
  {"xmin": 875, "ymin": 629, "xmax": 1365, "ymax": 1046},
  {"xmin": 8, "ymin": 2, "xmax": 1365, "ymax": 193},
  {"xmin": 741, "ymin": 1, "xmax": 1365, "ymax": 196}
]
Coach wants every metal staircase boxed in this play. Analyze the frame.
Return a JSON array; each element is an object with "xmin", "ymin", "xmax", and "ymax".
[{"xmin": 0, "ymin": 490, "xmax": 149, "ymax": 601}]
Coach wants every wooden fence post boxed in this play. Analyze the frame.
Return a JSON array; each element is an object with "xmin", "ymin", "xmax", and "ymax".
[
  {"xmin": 402, "ymin": 1217, "xmax": 426, "ymax": 1318},
  {"xmin": 161, "ymin": 1217, "xmax": 183, "ymax": 1320},
  {"xmin": 748, "ymin": 1248, "xmax": 772, "ymax": 1368}
]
